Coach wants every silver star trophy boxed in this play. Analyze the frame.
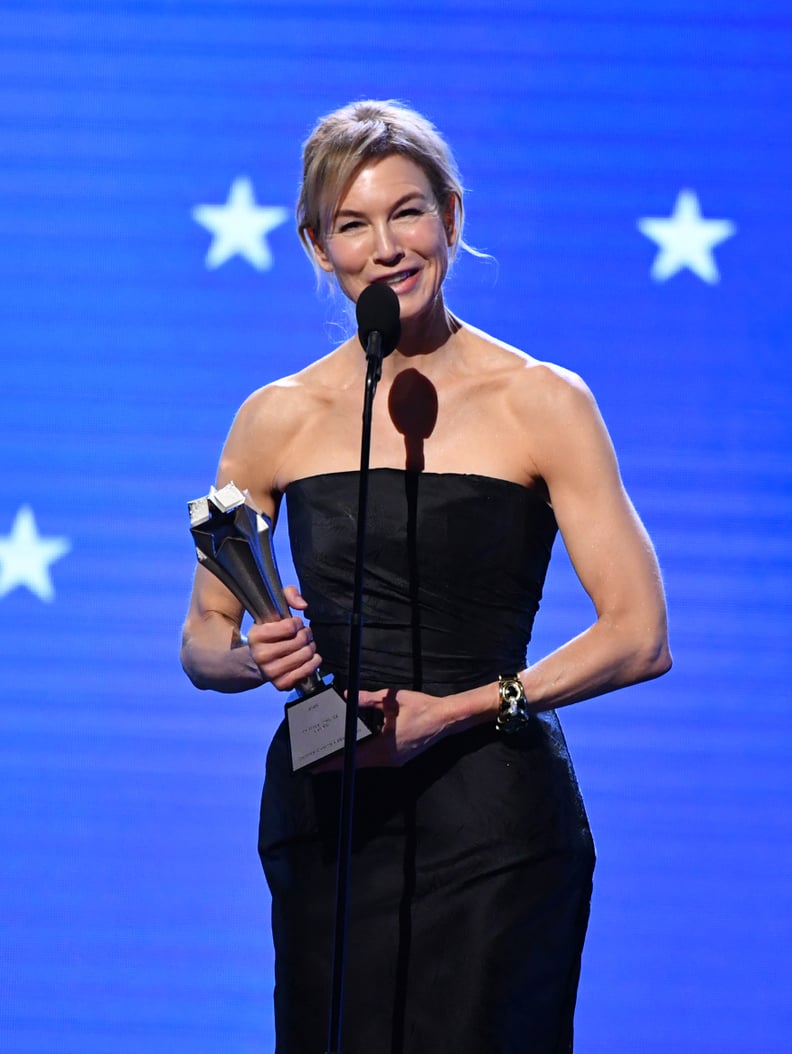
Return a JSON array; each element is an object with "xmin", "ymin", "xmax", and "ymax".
[{"xmin": 188, "ymin": 482, "xmax": 375, "ymax": 770}]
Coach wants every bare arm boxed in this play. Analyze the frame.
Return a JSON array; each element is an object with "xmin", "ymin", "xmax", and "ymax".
[
  {"xmin": 515, "ymin": 367, "xmax": 671, "ymax": 707},
  {"xmin": 180, "ymin": 563, "xmax": 264, "ymax": 693},
  {"xmin": 180, "ymin": 383, "xmax": 322, "ymax": 693},
  {"xmin": 354, "ymin": 366, "xmax": 671, "ymax": 765},
  {"xmin": 181, "ymin": 570, "xmax": 320, "ymax": 693},
  {"xmin": 450, "ymin": 368, "xmax": 671, "ymax": 723}
]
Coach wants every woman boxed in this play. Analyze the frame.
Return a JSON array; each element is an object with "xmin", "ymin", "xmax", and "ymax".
[{"xmin": 181, "ymin": 100, "xmax": 671, "ymax": 1053}]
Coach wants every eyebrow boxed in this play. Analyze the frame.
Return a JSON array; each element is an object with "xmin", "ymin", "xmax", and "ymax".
[{"xmin": 334, "ymin": 191, "xmax": 428, "ymax": 219}]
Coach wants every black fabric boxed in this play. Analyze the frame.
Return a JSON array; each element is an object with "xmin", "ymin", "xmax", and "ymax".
[{"xmin": 259, "ymin": 470, "xmax": 595, "ymax": 1054}]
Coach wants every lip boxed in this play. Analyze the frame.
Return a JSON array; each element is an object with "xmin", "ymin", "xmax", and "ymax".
[{"xmin": 372, "ymin": 268, "xmax": 420, "ymax": 293}]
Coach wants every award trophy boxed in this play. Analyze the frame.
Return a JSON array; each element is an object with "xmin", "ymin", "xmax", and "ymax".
[{"xmin": 188, "ymin": 481, "xmax": 376, "ymax": 771}]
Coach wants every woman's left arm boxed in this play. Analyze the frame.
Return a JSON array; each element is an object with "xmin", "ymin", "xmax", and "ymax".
[
  {"xmin": 513, "ymin": 366, "xmax": 672, "ymax": 706},
  {"xmin": 355, "ymin": 366, "xmax": 671, "ymax": 765}
]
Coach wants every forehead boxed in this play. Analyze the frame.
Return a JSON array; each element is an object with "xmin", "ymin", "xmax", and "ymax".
[{"xmin": 334, "ymin": 154, "xmax": 434, "ymax": 213}]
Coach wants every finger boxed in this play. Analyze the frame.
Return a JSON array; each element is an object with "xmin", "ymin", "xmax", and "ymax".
[
  {"xmin": 266, "ymin": 648, "xmax": 323, "ymax": 691},
  {"xmin": 352, "ymin": 689, "xmax": 388, "ymax": 707},
  {"xmin": 283, "ymin": 584, "xmax": 308, "ymax": 610},
  {"xmin": 248, "ymin": 625, "xmax": 320, "ymax": 686},
  {"xmin": 248, "ymin": 617, "xmax": 306, "ymax": 645},
  {"xmin": 249, "ymin": 630, "xmax": 318, "ymax": 671}
]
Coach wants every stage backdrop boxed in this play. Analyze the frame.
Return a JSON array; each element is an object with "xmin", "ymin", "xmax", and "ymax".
[{"xmin": 1, "ymin": 2, "xmax": 790, "ymax": 1052}]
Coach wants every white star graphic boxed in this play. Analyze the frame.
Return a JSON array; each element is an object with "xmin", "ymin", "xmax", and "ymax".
[
  {"xmin": 637, "ymin": 189, "xmax": 737, "ymax": 284},
  {"xmin": 0, "ymin": 506, "xmax": 71, "ymax": 602},
  {"xmin": 192, "ymin": 177, "xmax": 290, "ymax": 271}
]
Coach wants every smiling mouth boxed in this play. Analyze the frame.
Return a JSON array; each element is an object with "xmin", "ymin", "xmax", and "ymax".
[{"xmin": 376, "ymin": 269, "xmax": 419, "ymax": 286}]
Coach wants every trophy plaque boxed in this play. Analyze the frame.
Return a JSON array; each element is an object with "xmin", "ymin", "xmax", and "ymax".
[{"xmin": 188, "ymin": 482, "xmax": 376, "ymax": 771}]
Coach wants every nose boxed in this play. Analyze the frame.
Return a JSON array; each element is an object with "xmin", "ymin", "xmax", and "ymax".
[{"xmin": 372, "ymin": 220, "xmax": 404, "ymax": 266}]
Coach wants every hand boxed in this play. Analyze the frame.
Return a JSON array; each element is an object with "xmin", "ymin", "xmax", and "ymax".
[
  {"xmin": 247, "ymin": 585, "xmax": 322, "ymax": 691},
  {"xmin": 316, "ymin": 688, "xmax": 449, "ymax": 770}
]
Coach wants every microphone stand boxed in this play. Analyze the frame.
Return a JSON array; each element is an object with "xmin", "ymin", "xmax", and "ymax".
[{"xmin": 325, "ymin": 329, "xmax": 385, "ymax": 1054}]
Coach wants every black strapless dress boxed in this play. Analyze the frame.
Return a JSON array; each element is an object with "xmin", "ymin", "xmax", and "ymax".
[{"xmin": 259, "ymin": 470, "xmax": 595, "ymax": 1054}]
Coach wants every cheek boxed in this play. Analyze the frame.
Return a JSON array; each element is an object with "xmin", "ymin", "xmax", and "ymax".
[
  {"xmin": 324, "ymin": 239, "xmax": 367, "ymax": 274},
  {"xmin": 414, "ymin": 219, "xmax": 450, "ymax": 259},
  {"xmin": 421, "ymin": 231, "xmax": 451, "ymax": 278}
]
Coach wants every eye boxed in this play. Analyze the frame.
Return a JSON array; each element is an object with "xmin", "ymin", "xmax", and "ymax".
[
  {"xmin": 335, "ymin": 218, "xmax": 366, "ymax": 235},
  {"xmin": 395, "ymin": 207, "xmax": 423, "ymax": 220}
]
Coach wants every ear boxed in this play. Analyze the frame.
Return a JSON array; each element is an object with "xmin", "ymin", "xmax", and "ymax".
[
  {"xmin": 443, "ymin": 195, "xmax": 459, "ymax": 248},
  {"xmin": 305, "ymin": 226, "xmax": 334, "ymax": 273}
]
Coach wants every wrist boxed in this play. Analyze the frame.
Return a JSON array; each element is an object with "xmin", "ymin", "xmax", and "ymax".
[
  {"xmin": 495, "ymin": 672, "xmax": 531, "ymax": 734},
  {"xmin": 440, "ymin": 679, "xmax": 501, "ymax": 734}
]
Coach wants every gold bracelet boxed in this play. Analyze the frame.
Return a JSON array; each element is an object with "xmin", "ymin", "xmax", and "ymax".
[{"xmin": 495, "ymin": 673, "xmax": 531, "ymax": 734}]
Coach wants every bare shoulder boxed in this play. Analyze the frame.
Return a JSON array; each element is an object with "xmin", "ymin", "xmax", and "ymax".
[
  {"xmin": 449, "ymin": 321, "xmax": 613, "ymax": 489},
  {"xmin": 457, "ymin": 321, "xmax": 595, "ymax": 413},
  {"xmin": 217, "ymin": 346, "xmax": 352, "ymax": 506},
  {"xmin": 231, "ymin": 344, "xmax": 354, "ymax": 435},
  {"xmin": 234, "ymin": 375, "xmax": 305, "ymax": 435}
]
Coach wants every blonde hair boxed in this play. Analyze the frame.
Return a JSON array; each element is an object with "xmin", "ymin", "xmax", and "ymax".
[{"xmin": 297, "ymin": 99, "xmax": 470, "ymax": 270}]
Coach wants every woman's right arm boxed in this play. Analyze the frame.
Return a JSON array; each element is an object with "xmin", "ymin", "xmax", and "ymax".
[
  {"xmin": 180, "ymin": 564, "xmax": 265, "ymax": 692},
  {"xmin": 181, "ymin": 570, "xmax": 322, "ymax": 693},
  {"xmin": 180, "ymin": 382, "xmax": 322, "ymax": 694}
]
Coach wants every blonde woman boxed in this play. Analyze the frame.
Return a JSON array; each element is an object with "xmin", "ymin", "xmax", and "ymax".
[{"xmin": 182, "ymin": 100, "xmax": 671, "ymax": 1053}]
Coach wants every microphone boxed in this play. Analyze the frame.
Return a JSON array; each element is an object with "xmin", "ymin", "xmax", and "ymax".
[{"xmin": 356, "ymin": 283, "xmax": 401, "ymax": 360}]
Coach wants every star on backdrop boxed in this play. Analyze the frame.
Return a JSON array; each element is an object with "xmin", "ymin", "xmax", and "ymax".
[
  {"xmin": 0, "ymin": 506, "xmax": 71, "ymax": 602},
  {"xmin": 192, "ymin": 177, "xmax": 290, "ymax": 270},
  {"xmin": 637, "ymin": 189, "xmax": 737, "ymax": 284}
]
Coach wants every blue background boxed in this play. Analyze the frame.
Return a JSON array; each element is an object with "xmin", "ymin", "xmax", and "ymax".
[{"xmin": 1, "ymin": 2, "xmax": 790, "ymax": 1051}]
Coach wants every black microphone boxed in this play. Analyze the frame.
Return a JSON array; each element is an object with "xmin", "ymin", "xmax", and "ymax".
[{"xmin": 356, "ymin": 283, "xmax": 401, "ymax": 360}]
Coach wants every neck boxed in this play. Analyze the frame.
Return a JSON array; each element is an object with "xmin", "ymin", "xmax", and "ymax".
[{"xmin": 382, "ymin": 296, "xmax": 459, "ymax": 378}]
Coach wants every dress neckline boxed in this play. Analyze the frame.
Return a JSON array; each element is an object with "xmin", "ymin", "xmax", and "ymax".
[{"xmin": 284, "ymin": 467, "xmax": 544, "ymax": 499}]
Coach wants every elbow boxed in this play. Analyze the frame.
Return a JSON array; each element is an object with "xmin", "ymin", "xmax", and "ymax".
[
  {"xmin": 181, "ymin": 652, "xmax": 207, "ymax": 691},
  {"xmin": 182, "ymin": 663, "xmax": 212, "ymax": 692},
  {"xmin": 607, "ymin": 590, "xmax": 672, "ymax": 685},
  {"xmin": 645, "ymin": 638, "xmax": 673, "ymax": 680},
  {"xmin": 633, "ymin": 627, "xmax": 672, "ymax": 683},
  {"xmin": 180, "ymin": 635, "xmax": 213, "ymax": 692}
]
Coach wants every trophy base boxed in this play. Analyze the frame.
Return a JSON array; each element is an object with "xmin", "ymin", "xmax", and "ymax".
[{"xmin": 285, "ymin": 681, "xmax": 378, "ymax": 772}]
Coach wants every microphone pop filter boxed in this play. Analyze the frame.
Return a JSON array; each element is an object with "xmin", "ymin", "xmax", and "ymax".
[{"xmin": 356, "ymin": 283, "xmax": 401, "ymax": 357}]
